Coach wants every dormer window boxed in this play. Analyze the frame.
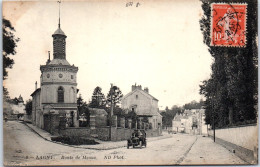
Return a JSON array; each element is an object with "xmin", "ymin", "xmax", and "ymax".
[{"xmin": 136, "ymin": 95, "xmax": 138, "ymax": 99}]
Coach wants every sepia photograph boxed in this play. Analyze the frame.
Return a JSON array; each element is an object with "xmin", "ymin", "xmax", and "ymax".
[{"xmin": 2, "ymin": 0, "xmax": 258, "ymax": 166}]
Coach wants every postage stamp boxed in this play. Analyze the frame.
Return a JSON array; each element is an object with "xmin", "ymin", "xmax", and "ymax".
[{"xmin": 211, "ymin": 3, "xmax": 247, "ymax": 47}]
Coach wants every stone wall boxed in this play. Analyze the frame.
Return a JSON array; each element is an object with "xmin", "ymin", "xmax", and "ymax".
[
  {"xmin": 146, "ymin": 128, "xmax": 160, "ymax": 137},
  {"xmin": 59, "ymin": 126, "xmax": 162, "ymax": 141},
  {"xmin": 59, "ymin": 127, "xmax": 110, "ymax": 141},
  {"xmin": 60, "ymin": 127, "xmax": 91, "ymax": 137},
  {"xmin": 95, "ymin": 116, "xmax": 107, "ymax": 127},
  {"xmin": 50, "ymin": 114, "xmax": 60, "ymax": 135},
  {"xmin": 209, "ymin": 125, "xmax": 257, "ymax": 151},
  {"xmin": 24, "ymin": 114, "xmax": 32, "ymax": 123},
  {"xmin": 111, "ymin": 127, "xmax": 134, "ymax": 141},
  {"xmin": 96, "ymin": 127, "xmax": 110, "ymax": 141},
  {"xmin": 208, "ymin": 124, "xmax": 258, "ymax": 164}
]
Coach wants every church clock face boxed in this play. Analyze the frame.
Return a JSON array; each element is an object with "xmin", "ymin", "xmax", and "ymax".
[{"xmin": 59, "ymin": 73, "xmax": 63, "ymax": 78}]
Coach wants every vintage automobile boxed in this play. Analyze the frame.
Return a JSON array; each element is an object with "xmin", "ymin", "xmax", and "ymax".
[{"xmin": 127, "ymin": 129, "xmax": 147, "ymax": 149}]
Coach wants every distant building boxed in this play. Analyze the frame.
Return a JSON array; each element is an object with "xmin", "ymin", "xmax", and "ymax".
[
  {"xmin": 172, "ymin": 114, "xmax": 182, "ymax": 132},
  {"xmin": 3, "ymin": 95, "xmax": 26, "ymax": 120},
  {"xmin": 122, "ymin": 84, "xmax": 162, "ymax": 132},
  {"xmin": 11, "ymin": 95, "xmax": 26, "ymax": 115},
  {"xmin": 172, "ymin": 109, "xmax": 207, "ymax": 135}
]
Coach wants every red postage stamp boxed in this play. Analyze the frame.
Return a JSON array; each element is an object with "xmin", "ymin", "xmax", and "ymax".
[{"xmin": 211, "ymin": 3, "xmax": 247, "ymax": 47}]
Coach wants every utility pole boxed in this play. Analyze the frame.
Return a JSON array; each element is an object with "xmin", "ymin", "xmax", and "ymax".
[{"xmin": 211, "ymin": 94, "xmax": 216, "ymax": 142}]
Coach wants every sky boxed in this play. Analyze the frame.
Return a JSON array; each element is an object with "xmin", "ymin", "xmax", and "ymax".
[{"xmin": 3, "ymin": 0, "xmax": 213, "ymax": 109}]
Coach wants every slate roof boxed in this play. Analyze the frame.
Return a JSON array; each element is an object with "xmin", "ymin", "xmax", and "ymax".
[
  {"xmin": 53, "ymin": 27, "xmax": 66, "ymax": 36},
  {"xmin": 122, "ymin": 89, "xmax": 158, "ymax": 101},
  {"xmin": 49, "ymin": 59, "xmax": 70, "ymax": 65},
  {"xmin": 88, "ymin": 108, "xmax": 108, "ymax": 116},
  {"xmin": 135, "ymin": 108, "xmax": 161, "ymax": 117},
  {"xmin": 31, "ymin": 88, "xmax": 41, "ymax": 97}
]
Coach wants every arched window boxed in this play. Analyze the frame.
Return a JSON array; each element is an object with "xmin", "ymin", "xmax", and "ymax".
[{"xmin": 58, "ymin": 86, "xmax": 64, "ymax": 103}]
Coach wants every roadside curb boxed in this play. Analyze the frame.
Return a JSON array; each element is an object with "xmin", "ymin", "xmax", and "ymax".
[{"xmin": 22, "ymin": 121, "xmax": 171, "ymax": 151}]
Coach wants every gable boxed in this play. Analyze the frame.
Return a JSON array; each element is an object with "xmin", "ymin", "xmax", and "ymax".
[{"xmin": 122, "ymin": 89, "xmax": 158, "ymax": 101}]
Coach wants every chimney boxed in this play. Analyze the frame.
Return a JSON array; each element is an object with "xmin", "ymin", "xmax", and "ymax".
[
  {"xmin": 144, "ymin": 87, "xmax": 149, "ymax": 93},
  {"xmin": 46, "ymin": 51, "xmax": 51, "ymax": 64},
  {"xmin": 35, "ymin": 81, "xmax": 37, "ymax": 90},
  {"xmin": 132, "ymin": 84, "xmax": 143, "ymax": 91},
  {"xmin": 132, "ymin": 85, "xmax": 135, "ymax": 91}
]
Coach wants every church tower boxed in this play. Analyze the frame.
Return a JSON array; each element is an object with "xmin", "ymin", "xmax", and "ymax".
[
  {"xmin": 39, "ymin": 1, "xmax": 79, "ymax": 129},
  {"xmin": 52, "ymin": 19, "xmax": 66, "ymax": 59}
]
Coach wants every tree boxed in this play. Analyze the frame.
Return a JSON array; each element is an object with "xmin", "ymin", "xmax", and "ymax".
[
  {"xmin": 77, "ymin": 94, "xmax": 87, "ymax": 119},
  {"xmin": 25, "ymin": 99, "xmax": 32, "ymax": 115},
  {"xmin": 3, "ymin": 18, "xmax": 20, "ymax": 99},
  {"xmin": 199, "ymin": 0, "xmax": 257, "ymax": 128},
  {"xmin": 3, "ymin": 18, "xmax": 19, "ymax": 80},
  {"xmin": 183, "ymin": 100, "xmax": 204, "ymax": 110},
  {"xmin": 161, "ymin": 105, "xmax": 182, "ymax": 128},
  {"xmin": 89, "ymin": 86, "xmax": 106, "ymax": 108},
  {"xmin": 77, "ymin": 94, "xmax": 86, "ymax": 109},
  {"xmin": 3, "ymin": 87, "xmax": 10, "ymax": 100},
  {"xmin": 106, "ymin": 85, "xmax": 123, "ymax": 107}
]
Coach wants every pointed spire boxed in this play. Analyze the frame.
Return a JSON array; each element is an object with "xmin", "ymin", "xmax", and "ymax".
[
  {"xmin": 58, "ymin": 0, "xmax": 61, "ymax": 28},
  {"xmin": 53, "ymin": 0, "xmax": 66, "ymax": 59}
]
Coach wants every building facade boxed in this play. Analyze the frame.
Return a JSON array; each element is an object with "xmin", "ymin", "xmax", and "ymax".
[
  {"xmin": 31, "ymin": 22, "xmax": 79, "ymax": 134},
  {"xmin": 172, "ymin": 109, "xmax": 207, "ymax": 135},
  {"xmin": 3, "ymin": 95, "xmax": 26, "ymax": 120},
  {"xmin": 121, "ymin": 84, "xmax": 162, "ymax": 131}
]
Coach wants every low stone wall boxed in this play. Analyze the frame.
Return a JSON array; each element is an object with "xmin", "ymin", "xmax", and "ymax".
[
  {"xmin": 146, "ymin": 129, "xmax": 160, "ymax": 137},
  {"xmin": 59, "ymin": 127, "xmax": 110, "ymax": 141},
  {"xmin": 60, "ymin": 127, "xmax": 92, "ymax": 137},
  {"xmin": 111, "ymin": 127, "xmax": 133, "ymax": 141},
  {"xmin": 96, "ymin": 127, "xmax": 110, "ymax": 141},
  {"xmin": 59, "ymin": 126, "xmax": 161, "ymax": 141},
  {"xmin": 95, "ymin": 116, "xmax": 107, "ymax": 127},
  {"xmin": 24, "ymin": 114, "xmax": 32, "ymax": 123},
  {"xmin": 209, "ymin": 124, "xmax": 258, "ymax": 164}
]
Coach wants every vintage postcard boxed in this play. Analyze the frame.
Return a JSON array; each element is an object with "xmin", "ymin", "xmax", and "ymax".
[{"xmin": 2, "ymin": 0, "xmax": 258, "ymax": 166}]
